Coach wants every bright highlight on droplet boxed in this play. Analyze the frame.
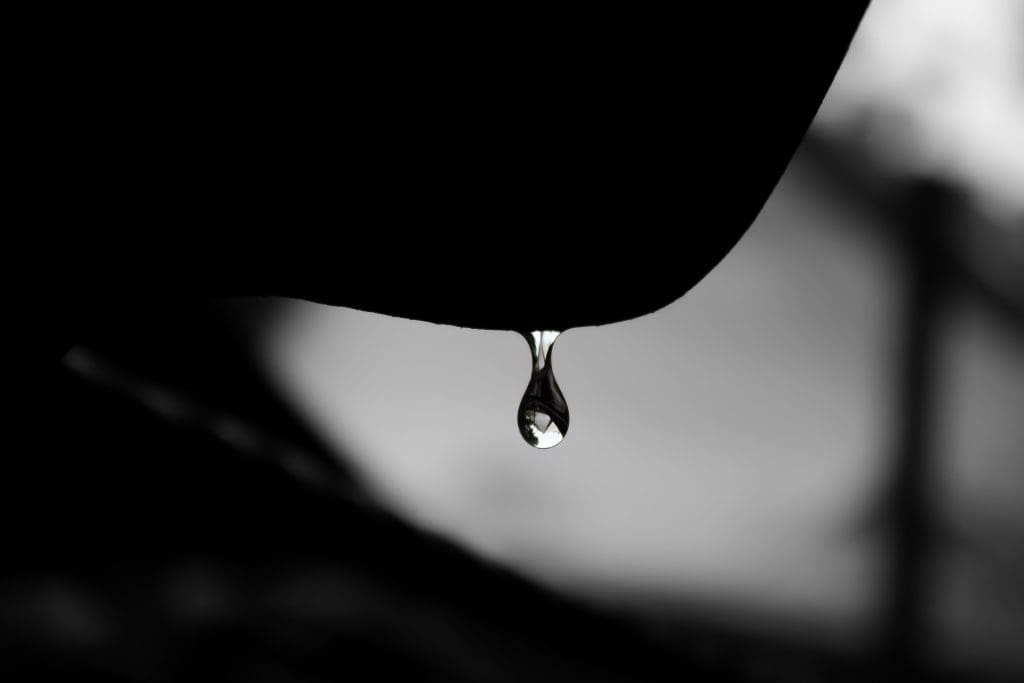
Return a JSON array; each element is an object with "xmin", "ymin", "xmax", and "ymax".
[{"xmin": 517, "ymin": 330, "xmax": 569, "ymax": 449}]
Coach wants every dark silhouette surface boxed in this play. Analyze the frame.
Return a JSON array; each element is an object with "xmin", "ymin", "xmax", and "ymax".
[{"xmin": 26, "ymin": 6, "xmax": 868, "ymax": 336}]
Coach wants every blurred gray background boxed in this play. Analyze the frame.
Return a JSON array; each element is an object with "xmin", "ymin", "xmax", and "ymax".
[
  {"xmin": 253, "ymin": 0, "xmax": 1024, "ymax": 679},
  {"xmin": 255, "ymin": 1, "xmax": 1024, "ymax": 678}
]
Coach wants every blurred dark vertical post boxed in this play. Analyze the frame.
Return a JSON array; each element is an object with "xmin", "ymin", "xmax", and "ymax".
[{"xmin": 881, "ymin": 179, "xmax": 954, "ymax": 678}]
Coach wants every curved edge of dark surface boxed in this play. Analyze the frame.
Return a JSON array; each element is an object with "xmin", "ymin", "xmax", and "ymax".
[{"xmin": 19, "ymin": 6, "xmax": 870, "ymax": 354}]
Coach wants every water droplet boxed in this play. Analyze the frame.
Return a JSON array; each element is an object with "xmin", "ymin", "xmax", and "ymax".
[{"xmin": 518, "ymin": 330, "xmax": 569, "ymax": 449}]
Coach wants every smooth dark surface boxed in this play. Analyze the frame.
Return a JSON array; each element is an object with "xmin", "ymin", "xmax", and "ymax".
[{"xmin": 27, "ymin": 5, "xmax": 868, "ymax": 337}]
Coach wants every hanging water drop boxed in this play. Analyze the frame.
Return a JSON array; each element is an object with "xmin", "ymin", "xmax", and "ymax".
[{"xmin": 518, "ymin": 330, "xmax": 569, "ymax": 449}]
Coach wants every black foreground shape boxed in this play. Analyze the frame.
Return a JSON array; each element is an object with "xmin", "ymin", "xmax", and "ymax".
[{"xmin": 26, "ymin": 5, "xmax": 868, "ymax": 339}]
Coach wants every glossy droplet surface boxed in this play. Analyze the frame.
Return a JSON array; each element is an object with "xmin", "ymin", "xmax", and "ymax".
[{"xmin": 518, "ymin": 330, "xmax": 569, "ymax": 449}]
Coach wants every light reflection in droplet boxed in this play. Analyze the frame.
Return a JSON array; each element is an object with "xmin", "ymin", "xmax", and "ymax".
[{"xmin": 517, "ymin": 330, "xmax": 569, "ymax": 449}]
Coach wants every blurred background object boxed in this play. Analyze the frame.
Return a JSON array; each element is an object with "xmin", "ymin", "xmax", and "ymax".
[
  {"xmin": 815, "ymin": 0, "xmax": 1024, "ymax": 222},
  {"xmin": 8, "ymin": 1, "xmax": 1024, "ymax": 681}
]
